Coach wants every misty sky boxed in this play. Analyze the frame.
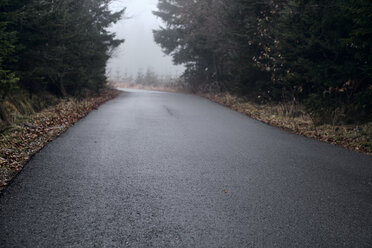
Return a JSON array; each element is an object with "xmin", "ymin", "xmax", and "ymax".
[{"xmin": 107, "ymin": 0, "xmax": 184, "ymax": 80}]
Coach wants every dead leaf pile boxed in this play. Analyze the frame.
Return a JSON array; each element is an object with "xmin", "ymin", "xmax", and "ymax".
[{"xmin": 0, "ymin": 89, "xmax": 120, "ymax": 191}]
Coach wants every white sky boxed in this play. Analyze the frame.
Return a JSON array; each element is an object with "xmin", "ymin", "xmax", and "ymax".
[{"xmin": 106, "ymin": 0, "xmax": 184, "ymax": 80}]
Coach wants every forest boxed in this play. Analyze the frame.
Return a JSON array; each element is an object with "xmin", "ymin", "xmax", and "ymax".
[
  {"xmin": 1, "ymin": 0, "xmax": 371, "ymax": 126},
  {"xmin": 0, "ymin": 0, "xmax": 125, "ymax": 187},
  {"xmin": 1, "ymin": 1, "xmax": 372, "ymax": 244},
  {"xmin": 0, "ymin": 0, "xmax": 124, "ymax": 99},
  {"xmin": 153, "ymin": 0, "xmax": 372, "ymax": 124}
]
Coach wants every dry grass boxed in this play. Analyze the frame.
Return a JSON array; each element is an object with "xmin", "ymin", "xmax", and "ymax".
[
  {"xmin": 201, "ymin": 93, "xmax": 372, "ymax": 155},
  {"xmin": 112, "ymin": 82, "xmax": 191, "ymax": 94},
  {"xmin": 114, "ymin": 82, "xmax": 371, "ymax": 155},
  {"xmin": 0, "ymin": 89, "xmax": 120, "ymax": 191},
  {"xmin": 0, "ymin": 93, "xmax": 59, "ymax": 128},
  {"xmin": 99, "ymin": 83, "xmax": 372, "ymax": 155}
]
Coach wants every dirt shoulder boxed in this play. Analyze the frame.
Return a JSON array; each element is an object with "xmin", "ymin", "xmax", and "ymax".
[{"xmin": 0, "ymin": 89, "xmax": 120, "ymax": 191}]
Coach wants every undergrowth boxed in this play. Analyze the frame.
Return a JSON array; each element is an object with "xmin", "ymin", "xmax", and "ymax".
[
  {"xmin": 0, "ymin": 89, "xmax": 120, "ymax": 191},
  {"xmin": 0, "ymin": 91, "xmax": 58, "ymax": 130},
  {"xmin": 201, "ymin": 93, "xmax": 372, "ymax": 155}
]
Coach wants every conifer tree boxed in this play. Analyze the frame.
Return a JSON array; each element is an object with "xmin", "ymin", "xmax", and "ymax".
[
  {"xmin": 0, "ymin": 0, "xmax": 19, "ymax": 99},
  {"xmin": 0, "ymin": 0, "xmax": 125, "ymax": 96}
]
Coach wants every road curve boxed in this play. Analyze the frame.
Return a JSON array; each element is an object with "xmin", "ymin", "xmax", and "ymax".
[{"xmin": 1, "ymin": 89, "xmax": 372, "ymax": 247}]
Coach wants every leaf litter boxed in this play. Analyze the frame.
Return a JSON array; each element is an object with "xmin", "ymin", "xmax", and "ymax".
[{"xmin": 0, "ymin": 89, "xmax": 120, "ymax": 192}]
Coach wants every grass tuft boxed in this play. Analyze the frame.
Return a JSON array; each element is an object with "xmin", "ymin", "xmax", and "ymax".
[
  {"xmin": 200, "ymin": 93, "xmax": 371, "ymax": 155},
  {"xmin": 0, "ymin": 89, "xmax": 120, "ymax": 191}
]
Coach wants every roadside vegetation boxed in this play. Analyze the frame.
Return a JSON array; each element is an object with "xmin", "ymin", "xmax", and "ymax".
[
  {"xmin": 0, "ymin": 90, "xmax": 119, "ymax": 190},
  {"xmin": 119, "ymin": 77, "xmax": 372, "ymax": 155},
  {"xmin": 0, "ymin": 0, "xmax": 124, "ymax": 189},
  {"xmin": 149, "ymin": 0, "xmax": 371, "ymax": 154},
  {"xmin": 111, "ymin": 67, "xmax": 189, "ymax": 93},
  {"xmin": 202, "ymin": 93, "xmax": 372, "ymax": 155}
]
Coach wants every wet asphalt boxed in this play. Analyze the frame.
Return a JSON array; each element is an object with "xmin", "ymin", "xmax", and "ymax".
[{"xmin": 1, "ymin": 89, "xmax": 372, "ymax": 247}]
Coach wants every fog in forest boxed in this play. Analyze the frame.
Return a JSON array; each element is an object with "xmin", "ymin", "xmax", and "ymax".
[{"xmin": 107, "ymin": 0, "xmax": 183, "ymax": 81}]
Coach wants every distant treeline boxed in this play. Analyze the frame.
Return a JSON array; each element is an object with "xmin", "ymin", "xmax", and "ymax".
[
  {"xmin": 134, "ymin": 68, "xmax": 182, "ymax": 86},
  {"xmin": 0, "ymin": 0, "xmax": 124, "ymax": 98},
  {"xmin": 154, "ymin": 0, "xmax": 372, "ymax": 123}
]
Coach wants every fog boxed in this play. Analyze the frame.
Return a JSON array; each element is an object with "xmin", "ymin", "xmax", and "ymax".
[{"xmin": 107, "ymin": 0, "xmax": 184, "ymax": 81}]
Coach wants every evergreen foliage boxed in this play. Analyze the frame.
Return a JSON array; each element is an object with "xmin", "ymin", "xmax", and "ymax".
[
  {"xmin": 0, "ymin": 0, "xmax": 19, "ymax": 99},
  {"xmin": 0, "ymin": 0, "xmax": 124, "ymax": 98},
  {"xmin": 154, "ymin": 0, "xmax": 372, "ymax": 123}
]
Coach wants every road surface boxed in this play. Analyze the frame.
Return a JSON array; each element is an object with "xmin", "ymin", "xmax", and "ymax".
[{"xmin": 1, "ymin": 89, "xmax": 372, "ymax": 247}]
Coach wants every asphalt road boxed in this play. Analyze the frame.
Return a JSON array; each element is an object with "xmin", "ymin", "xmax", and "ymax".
[{"xmin": 1, "ymin": 89, "xmax": 372, "ymax": 247}]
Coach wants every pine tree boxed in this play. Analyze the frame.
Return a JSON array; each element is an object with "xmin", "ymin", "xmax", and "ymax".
[
  {"xmin": 274, "ymin": 0, "xmax": 371, "ymax": 122},
  {"xmin": 4, "ymin": 0, "xmax": 124, "ymax": 96},
  {"xmin": 0, "ymin": 0, "xmax": 19, "ymax": 99},
  {"xmin": 154, "ymin": 0, "xmax": 228, "ymax": 91}
]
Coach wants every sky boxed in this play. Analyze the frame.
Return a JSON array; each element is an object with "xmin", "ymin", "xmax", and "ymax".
[{"xmin": 106, "ymin": 0, "xmax": 184, "ymax": 81}]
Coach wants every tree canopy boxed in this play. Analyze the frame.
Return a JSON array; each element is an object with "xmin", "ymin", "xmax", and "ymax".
[
  {"xmin": 154, "ymin": 0, "xmax": 372, "ymax": 123},
  {"xmin": 0, "ymin": 0, "xmax": 124, "ymax": 97}
]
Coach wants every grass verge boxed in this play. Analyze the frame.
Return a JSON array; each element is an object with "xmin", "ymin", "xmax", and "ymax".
[
  {"xmin": 0, "ymin": 89, "xmax": 120, "ymax": 191},
  {"xmin": 201, "ymin": 93, "xmax": 372, "ymax": 156}
]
